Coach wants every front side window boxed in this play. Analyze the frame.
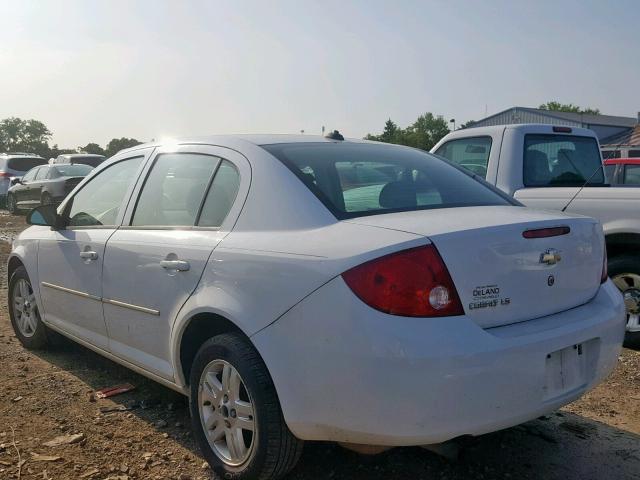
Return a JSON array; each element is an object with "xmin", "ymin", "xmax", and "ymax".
[
  {"xmin": 21, "ymin": 168, "xmax": 39, "ymax": 183},
  {"xmin": 67, "ymin": 157, "xmax": 143, "ymax": 227},
  {"xmin": 434, "ymin": 136, "xmax": 492, "ymax": 179},
  {"xmin": 624, "ymin": 165, "xmax": 640, "ymax": 185},
  {"xmin": 523, "ymin": 134, "xmax": 605, "ymax": 187},
  {"xmin": 132, "ymin": 153, "xmax": 221, "ymax": 227},
  {"xmin": 263, "ymin": 143, "xmax": 513, "ymax": 220}
]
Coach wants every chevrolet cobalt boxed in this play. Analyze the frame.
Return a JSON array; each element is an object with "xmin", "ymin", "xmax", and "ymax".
[{"xmin": 8, "ymin": 135, "xmax": 625, "ymax": 479}]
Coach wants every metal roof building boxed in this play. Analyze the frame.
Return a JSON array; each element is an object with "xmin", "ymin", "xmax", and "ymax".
[{"xmin": 466, "ymin": 106, "xmax": 638, "ymax": 142}]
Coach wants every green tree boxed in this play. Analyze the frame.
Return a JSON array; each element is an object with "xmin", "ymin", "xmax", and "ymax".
[
  {"xmin": 364, "ymin": 113, "xmax": 450, "ymax": 151},
  {"xmin": 105, "ymin": 137, "xmax": 142, "ymax": 157},
  {"xmin": 539, "ymin": 101, "xmax": 600, "ymax": 115},
  {"xmin": 0, "ymin": 117, "xmax": 52, "ymax": 157},
  {"xmin": 79, "ymin": 142, "xmax": 105, "ymax": 156}
]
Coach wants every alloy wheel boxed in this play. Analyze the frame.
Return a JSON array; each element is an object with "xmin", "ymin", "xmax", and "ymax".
[
  {"xmin": 612, "ymin": 273, "xmax": 640, "ymax": 333},
  {"xmin": 12, "ymin": 278, "xmax": 39, "ymax": 338},
  {"xmin": 198, "ymin": 359, "xmax": 256, "ymax": 466}
]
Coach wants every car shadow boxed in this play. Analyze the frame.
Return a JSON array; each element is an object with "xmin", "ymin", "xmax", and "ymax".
[{"xmin": 31, "ymin": 337, "xmax": 640, "ymax": 480}]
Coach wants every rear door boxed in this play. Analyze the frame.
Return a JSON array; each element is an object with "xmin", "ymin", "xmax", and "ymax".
[
  {"xmin": 31, "ymin": 166, "xmax": 49, "ymax": 203},
  {"xmin": 102, "ymin": 145, "xmax": 247, "ymax": 380},
  {"xmin": 37, "ymin": 152, "xmax": 150, "ymax": 349}
]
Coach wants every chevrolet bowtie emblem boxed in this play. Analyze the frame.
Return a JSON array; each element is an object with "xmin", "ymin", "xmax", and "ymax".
[{"xmin": 540, "ymin": 248, "xmax": 561, "ymax": 265}]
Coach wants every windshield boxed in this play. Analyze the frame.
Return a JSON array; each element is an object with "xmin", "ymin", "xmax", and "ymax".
[
  {"xmin": 69, "ymin": 156, "xmax": 105, "ymax": 167},
  {"xmin": 524, "ymin": 134, "xmax": 605, "ymax": 187},
  {"xmin": 53, "ymin": 164, "xmax": 93, "ymax": 177},
  {"xmin": 263, "ymin": 142, "xmax": 515, "ymax": 220}
]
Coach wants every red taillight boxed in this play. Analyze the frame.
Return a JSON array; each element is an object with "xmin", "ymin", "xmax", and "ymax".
[
  {"xmin": 342, "ymin": 244, "xmax": 464, "ymax": 317},
  {"xmin": 0, "ymin": 171, "xmax": 12, "ymax": 178},
  {"xmin": 553, "ymin": 126, "xmax": 572, "ymax": 133},
  {"xmin": 601, "ymin": 247, "xmax": 608, "ymax": 284},
  {"xmin": 523, "ymin": 226, "xmax": 570, "ymax": 239}
]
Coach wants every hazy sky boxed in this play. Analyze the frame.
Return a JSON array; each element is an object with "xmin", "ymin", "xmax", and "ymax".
[{"xmin": 0, "ymin": 0, "xmax": 638, "ymax": 148}]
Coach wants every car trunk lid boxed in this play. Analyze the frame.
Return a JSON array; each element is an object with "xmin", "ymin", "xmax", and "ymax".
[{"xmin": 347, "ymin": 206, "xmax": 604, "ymax": 328}]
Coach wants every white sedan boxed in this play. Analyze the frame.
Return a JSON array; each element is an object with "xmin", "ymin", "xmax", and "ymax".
[{"xmin": 8, "ymin": 134, "xmax": 625, "ymax": 479}]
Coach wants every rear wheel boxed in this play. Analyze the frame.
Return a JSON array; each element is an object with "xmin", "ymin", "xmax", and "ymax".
[
  {"xmin": 8, "ymin": 266, "xmax": 49, "ymax": 349},
  {"xmin": 7, "ymin": 193, "xmax": 18, "ymax": 214},
  {"xmin": 609, "ymin": 255, "xmax": 640, "ymax": 347},
  {"xmin": 189, "ymin": 333, "xmax": 303, "ymax": 480}
]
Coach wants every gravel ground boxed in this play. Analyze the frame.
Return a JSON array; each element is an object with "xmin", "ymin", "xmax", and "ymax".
[{"xmin": 0, "ymin": 212, "xmax": 639, "ymax": 480}]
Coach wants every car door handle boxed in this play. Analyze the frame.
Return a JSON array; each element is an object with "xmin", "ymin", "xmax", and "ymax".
[
  {"xmin": 160, "ymin": 260, "xmax": 190, "ymax": 272},
  {"xmin": 79, "ymin": 251, "xmax": 98, "ymax": 260}
]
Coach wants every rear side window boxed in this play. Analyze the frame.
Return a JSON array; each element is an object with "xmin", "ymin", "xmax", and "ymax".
[
  {"xmin": 7, "ymin": 157, "xmax": 46, "ymax": 172},
  {"xmin": 523, "ymin": 134, "xmax": 605, "ymax": 187},
  {"xmin": 604, "ymin": 164, "xmax": 617, "ymax": 183},
  {"xmin": 263, "ymin": 143, "xmax": 513, "ymax": 220},
  {"xmin": 198, "ymin": 160, "xmax": 240, "ymax": 227},
  {"xmin": 433, "ymin": 136, "xmax": 492, "ymax": 179},
  {"xmin": 132, "ymin": 153, "xmax": 221, "ymax": 227},
  {"xmin": 624, "ymin": 165, "xmax": 640, "ymax": 185},
  {"xmin": 629, "ymin": 150, "xmax": 640, "ymax": 158},
  {"xmin": 35, "ymin": 167, "xmax": 49, "ymax": 180}
]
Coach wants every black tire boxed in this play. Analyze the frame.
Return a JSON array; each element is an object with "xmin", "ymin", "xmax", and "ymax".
[
  {"xmin": 8, "ymin": 266, "xmax": 49, "ymax": 349},
  {"xmin": 189, "ymin": 333, "xmax": 303, "ymax": 480},
  {"xmin": 41, "ymin": 192, "xmax": 52, "ymax": 206},
  {"xmin": 608, "ymin": 254, "xmax": 640, "ymax": 348},
  {"xmin": 6, "ymin": 193, "xmax": 18, "ymax": 214}
]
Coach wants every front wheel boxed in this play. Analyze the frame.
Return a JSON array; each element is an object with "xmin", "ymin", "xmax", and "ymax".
[
  {"xmin": 608, "ymin": 255, "xmax": 640, "ymax": 347},
  {"xmin": 8, "ymin": 266, "xmax": 49, "ymax": 349},
  {"xmin": 189, "ymin": 333, "xmax": 303, "ymax": 480}
]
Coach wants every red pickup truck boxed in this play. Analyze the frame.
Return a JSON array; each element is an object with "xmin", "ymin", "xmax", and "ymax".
[{"xmin": 604, "ymin": 158, "xmax": 640, "ymax": 185}]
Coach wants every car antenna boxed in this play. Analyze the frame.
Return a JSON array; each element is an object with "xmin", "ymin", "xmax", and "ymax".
[
  {"xmin": 561, "ymin": 134, "xmax": 626, "ymax": 212},
  {"xmin": 560, "ymin": 165, "xmax": 604, "ymax": 212}
]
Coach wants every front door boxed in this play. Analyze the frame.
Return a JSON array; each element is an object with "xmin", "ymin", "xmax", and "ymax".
[
  {"xmin": 102, "ymin": 146, "xmax": 244, "ymax": 381},
  {"xmin": 37, "ymin": 154, "xmax": 149, "ymax": 349}
]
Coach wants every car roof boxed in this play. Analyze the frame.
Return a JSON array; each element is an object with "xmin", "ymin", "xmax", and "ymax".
[
  {"xmin": 59, "ymin": 153, "xmax": 105, "ymax": 158},
  {"xmin": 604, "ymin": 158, "xmax": 640, "ymax": 165},
  {"xmin": 116, "ymin": 134, "xmax": 371, "ymax": 156}
]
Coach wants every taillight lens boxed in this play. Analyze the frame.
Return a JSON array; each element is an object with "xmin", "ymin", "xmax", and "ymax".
[
  {"xmin": 342, "ymin": 244, "xmax": 464, "ymax": 317},
  {"xmin": 0, "ymin": 171, "xmax": 12, "ymax": 178},
  {"xmin": 601, "ymin": 247, "xmax": 608, "ymax": 284}
]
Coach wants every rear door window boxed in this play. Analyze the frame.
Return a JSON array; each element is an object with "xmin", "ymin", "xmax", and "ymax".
[
  {"xmin": 132, "ymin": 153, "xmax": 221, "ymax": 227},
  {"xmin": 197, "ymin": 160, "xmax": 240, "ymax": 227},
  {"xmin": 35, "ymin": 167, "xmax": 49, "ymax": 180},
  {"xmin": 523, "ymin": 134, "xmax": 605, "ymax": 187},
  {"xmin": 263, "ymin": 143, "xmax": 513, "ymax": 220},
  {"xmin": 433, "ymin": 136, "xmax": 492, "ymax": 178},
  {"xmin": 624, "ymin": 165, "xmax": 640, "ymax": 185},
  {"xmin": 604, "ymin": 164, "xmax": 617, "ymax": 183}
]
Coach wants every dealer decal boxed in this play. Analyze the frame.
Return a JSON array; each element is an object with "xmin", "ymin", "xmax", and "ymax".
[{"xmin": 469, "ymin": 284, "xmax": 510, "ymax": 310}]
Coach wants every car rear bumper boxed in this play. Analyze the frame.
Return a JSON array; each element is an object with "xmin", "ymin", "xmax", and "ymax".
[{"xmin": 252, "ymin": 278, "xmax": 625, "ymax": 446}]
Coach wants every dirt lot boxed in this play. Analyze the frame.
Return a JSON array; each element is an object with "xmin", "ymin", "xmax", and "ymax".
[{"xmin": 0, "ymin": 211, "xmax": 639, "ymax": 480}]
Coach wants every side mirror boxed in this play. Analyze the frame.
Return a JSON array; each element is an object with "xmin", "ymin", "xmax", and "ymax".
[
  {"xmin": 26, "ymin": 205, "xmax": 63, "ymax": 229},
  {"xmin": 10, "ymin": 177, "xmax": 22, "ymax": 186}
]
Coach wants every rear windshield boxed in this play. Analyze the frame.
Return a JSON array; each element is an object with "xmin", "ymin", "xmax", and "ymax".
[
  {"xmin": 6, "ymin": 157, "xmax": 47, "ymax": 172},
  {"xmin": 263, "ymin": 143, "xmax": 514, "ymax": 219},
  {"xmin": 524, "ymin": 134, "xmax": 605, "ymax": 187},
  {"xmin": 69, "ymin": 156, "xmax": 105, "ymax": 167},
  {"xmin": 52, "ymin": 164, "xmax": 93, "ymax": 177}
]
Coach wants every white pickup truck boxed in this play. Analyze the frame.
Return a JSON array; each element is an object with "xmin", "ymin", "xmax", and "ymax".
[{"xmin": 432, "ymin": 123, "xmax": 639, "ymax": 344}]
